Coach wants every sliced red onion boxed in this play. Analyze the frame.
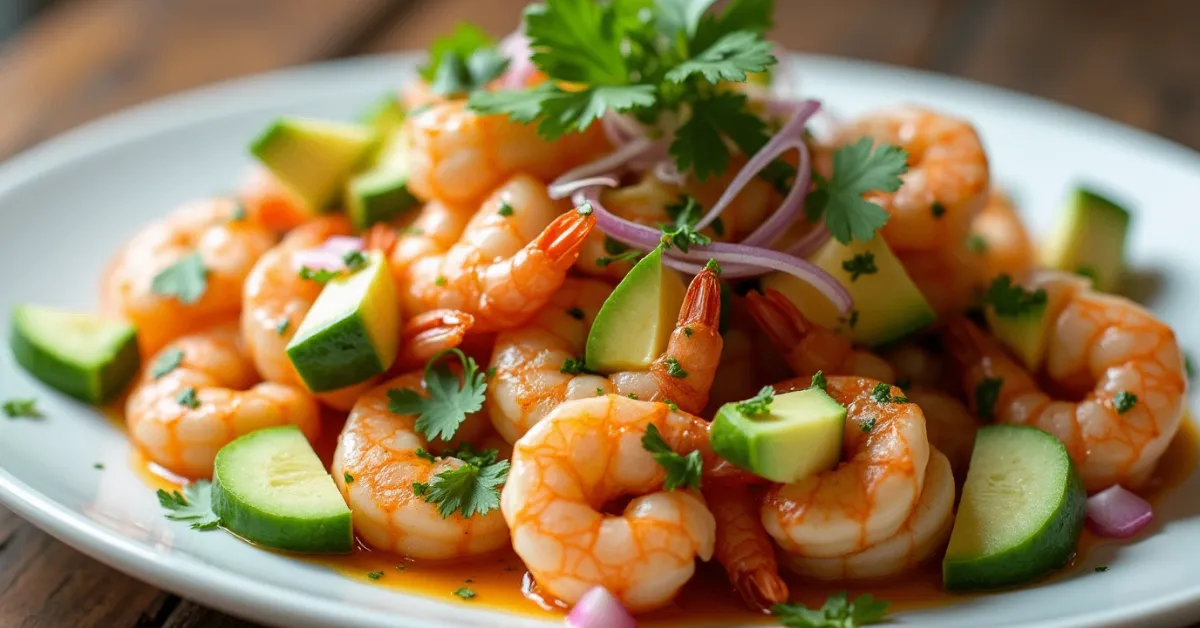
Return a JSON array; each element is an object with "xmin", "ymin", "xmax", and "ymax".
[
  {"xmin": 1087, "ymin": 485, "xmax": 1154, "ymax": 538},
  {"xmin": 565, "ymin": 587, "xmax": 636, "ymax": 628},
  {"xmin": 321, "ymin": 236, "xmax": 364, "ymax": 257},
  {"xmin": 291, "ymin": 249, "xmax": 345, "ymax": 273},
  {"xmin": 653, "ymin": 159, "xmax": 689, "ymax": 186},
  {"xmin": 498, "ymin": 30, "xmax": 534, "ymax": 90},
  {"xmin": 601, "ymin": 111, "xmax": 645, "ymax": 146},
  {"xmin": 548, "ymin": 138, "xmax": 660, "ymax": 200}
]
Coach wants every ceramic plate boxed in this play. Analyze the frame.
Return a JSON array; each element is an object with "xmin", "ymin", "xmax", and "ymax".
[{"xmin": 1, "ymin": 53, "xmax": 1198, "ymax": 628}]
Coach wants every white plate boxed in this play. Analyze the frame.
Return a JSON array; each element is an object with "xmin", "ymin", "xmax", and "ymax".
[{"xmin": 1, "ymin": 52, "xmax": 1199, "ymax": 628}]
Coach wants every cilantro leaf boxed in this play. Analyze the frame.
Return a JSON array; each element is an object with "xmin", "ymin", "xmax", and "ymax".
[
  {"xmin": 2, "ymin": 398, "xmax": 41, "ymax": 419},
  {"xmin": 453, "ymin": 586, "xmax": 477, "ymax": 600},
  {"xmin": 470, "ymin": 83, "xmax": 656, "ymax": 139},
  {"xmin": 641, "ymin": 423, "xmax": 703, "ymax": 491},
  {"xmin": 388, "ymin": 349, "xmax": 487, "ymax": 442},
  {"xmin": 860, "ymin": 417, "xmax": 877, "ymax": 433},
  {"xmin": 523, "ymin": 0, "xmax": 630, "ymax": 84},
  {"xmin": 151, "ymin": 253, "xmax": 208, "ymax": 305},
  {"xmin": 430, "ymin": 46, "xmax": 509, "ymax": 98},
  {"xmin": 773, "ymin": 591, "xmax": 890, "ymax": 628},
  {"xmin": 177, "ymin": 387, "xmax": 201, "ymax": 409},
  {"xmin": 342, "ymin": 250, "xmax": 368, "ymax": 272},
  {"xmin": 1114, "ymin": 391, "xmax": 1138, "ymax": 414},
  {"xmin": 156, "ymin": 480, "xmax": 220, "ymax": 530},
  {"xmin": 415, "ymin": 455, "xmax": 510, "ymax": 518},
  {"xmin": 421, "ymin": 23, "xmax": 494, "ymax": 82},
  {"xmin": 655, "ymin": 0, "xmax": 719, "ymax": 39},
  {"xmin": 693, "ymin": 0, "xmax": 774, "ymax": 51},
  {"xmin": 666, "ymin": 30, "xmax": 775, "ymax": 84},
  {"xmin": 664, "ymin": 357, "xmax": 689, "ymax": 378},
  {"xmin": 736, "ymin": 385, "xmax": 774, "ymax": 416},
  {"xmin": 670, "ymin": 90, "xmax": 768, "ymax": 180},
  {"xmin": 810, "ymin": 370, "xmax": 827, "ymax": 392},
  {"xmin": 299, "ymin": 266, "xmax": 342, "ymax": 284},
  {"xmin": 809, "ymin": 138, "xmax": 909, "ymax": 244},
  {"xmin": 842, "ymin": 252, "xmax": 878, "ymax": 282},
  {"xmin": 151, "ymin": 348, "xmax": 184, "ymax": 380},
  {"xmin": 983, "ymin": 274, "xmax": 1047, "ymax": 317},
  {"xmin": 560, "ymin": 356, "xmax": 590, "ymax": 375},
  {"xmin": 975, "ymin": 377, "xmax": 1004, "ymax": 422}
]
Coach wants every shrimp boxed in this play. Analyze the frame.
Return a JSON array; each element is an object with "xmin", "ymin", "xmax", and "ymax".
[
  {"xmin": 101, "ymin": 198, "xmax": 276, "ymax": 357},
  {"xmin": 903, "ymin": 389, "xmax": 978, "ymax": 479},
  {"xmin": 834, "ymin": 107, "xmax": 990, "ymax": 257},
  {"xmin": 898, "ymin": 241, "xmax": 987, "ymax": 320},
  {"xmin": 502, "ymin": 395, "xmax": 719, "ymax": 613},
  {"xmin": 762, "ymin": 376, "xmax": 930, "ymax": 558},
  {"xmin": 237, "ymin": 167, "xmax": 312, "ymax": 234},
  {"xmin": 332, "ymin": 373, "xmax": 507, "ymax": 560},
  {"xmin": 388, "ymin": 199, "xmax": 475, "ymax": 278},
  {"xmin": 745, "ymin": 288, "xmax": 895, "ymax": 382},
  {"xmin": 126, "ymin": 324, "xmax": 320, "ymax": 478},
  {"xmin": 945, "ymin": 295, "xmax": 1187, "ymax": 491},
  {"xmin": 705, "ymin": 484, "xmax": 788, "ymax": 611},
  {"xmin": 970, "ymin": 190, "xmax": 1035, "ymax": 285},
  {"xmin": 487, "ymin": 268, "xmax": 722, "ymax": 444},
  {"xmin": 704, "ymin": 298, "xmax": 793, "ymax": 412},
  {"xmin": 882, "ymin": 341, "xmax": 950, "ymax": 393},
  {"xmin": 240, "ymin": 215, "xmax": 376, "ymax": 411},
  {"xmin": 781, "ymin": 449, "xmax": 954, "ymax": 580},
  {"xmin": 400, "ymin": 175, "xmax": 596, "ymax": 332},
  {"xmin": 393, "ymin": 309, "xmax": 476, "ymax": 373},
  {"xmin": 405, "ymin": 101, "xmax": 609, "ymax": 207}
]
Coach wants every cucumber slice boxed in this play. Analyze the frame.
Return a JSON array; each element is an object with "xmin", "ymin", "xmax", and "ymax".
[
  {"xmin": 211, "ymin": 426, "xmax": 352, "ymax": 553},
  {"xmin": 710, "ymin": 388, "xmax": 846, "ymax": 483},
  {"xmin": 943, "ymin": 425, "xmax": 1086, "ymax": 591},
  {"xmin": 9, "ymin": 305, "xmax": 140, "ymax": 403}
]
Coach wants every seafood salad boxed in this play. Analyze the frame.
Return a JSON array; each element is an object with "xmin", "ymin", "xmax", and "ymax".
[{"xmin": 7, "ymin": 1, "xmax": 1193, "ymax": 626}]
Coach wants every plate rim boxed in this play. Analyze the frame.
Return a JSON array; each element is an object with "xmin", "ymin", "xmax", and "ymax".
[{"xmin": 1, "ymin": 51, "xmax": 1199, "ymax": 628}]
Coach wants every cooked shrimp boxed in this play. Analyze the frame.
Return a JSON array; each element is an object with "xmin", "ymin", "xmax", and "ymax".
[
  {"xmin": 332, "ymin": 373, "xmax": 507, "ymax": 560},
  {"xmin": 705, "ymin": 298, "xmax": 793, "ymax": 412},
  {"xmin": 945, "ymin": 299, "xmax": 1187, "ymax": 491},
  {"xmin": 401, "ymin": 176, "xmax": 596, "ymax": 332},
  {"xmin": 781, "ymin": 449, "xmax": 954, "ymax": 580},
  {"xmin": 240, "ymin": 215, "xmax": 376, "ymax": 411},
  {"xmin": 745, "ymin": 288, "xmax": 895, "ymax": 382},
  {"xmin": 762, "ymin": 376, "xmax": 930, "ymax": 558},
  {"xmin": 405, "ymin": 101, "xmax": 608, "ymax": 206},
  {"xmin": 502, "ymin": 395, "xmax": 718, "ymax": 613},
  {"xmin": 899, "ymin": 241, "xmax": 987, "ymax": 320},
  {"xmin": 970, "ymin": 190, "xmax": 1035, "ymax": 285},
  {"xmin": 705, "ymin": 484, "xmax": 788, "ymax": 611},
  {"xmin": 393, "ymin": 309, "xmax": 476, "ymax": 373},
  {"xmin": 904, "ymin": 389, "xmax": 978, "ymax": 479},
  {"xmin": 237, "ymin": 167, "xmax": 312, "ymax": 234},
  {"xmin": 834, "ymin": 107, "xmax": 990, "ymax": 256},
  {"xmin": 388, "ymin": 198, "xmax": 475, "ymax": 278},
  {"xmin": 101, "ymin": 198, "xmax": 276, "ymax": 357},
  {"xmin": 126, "ymin": 324, "xmax": 320, "ymax": 478},
  {"xmin": 487, "ymin": 268, "xmax": 722, "ymax": 443}
]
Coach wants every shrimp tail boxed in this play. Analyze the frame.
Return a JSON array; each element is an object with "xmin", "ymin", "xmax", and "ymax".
[
  {"xmin": 678, "ymin": 267, "xmax": 722, "ymax": 327},
  {"xmin": 537, "ymin": 208, "xmax": 597, "ymax": 265},
  {"xmin": 395, "ymin": 309, "xmax": 476, "ymax": 371},
  {"xmin": 706, "ymin": 484, "xmax": 789, "ymax": 612},
  {"xmin": 653, "ymin": 267, "xmax": 723, "ymax": 414},
  {"xmin": 745, "ymin": 289, "xmax": 813, "ymax": 347},
  {"xmin": 942, "ymin": 318, "xmax": 997, "ymax": 370}
]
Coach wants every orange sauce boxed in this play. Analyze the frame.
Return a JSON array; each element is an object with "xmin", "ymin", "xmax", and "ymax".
[{"xmin": 122, "ymin": 413, "xmax": 1199, "ymax": 624}]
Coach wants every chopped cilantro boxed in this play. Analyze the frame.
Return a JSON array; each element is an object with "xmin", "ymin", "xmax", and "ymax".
[
  {"xmin": 736, "ymin": 386, "xmax": 775, "ymax": 416},
  {"xmin": 414, "ymin": 453, "xmax": 509, "ymax": 518},
  {"xmin": 299, "ymin": 266, "xmax": 341, "ymax": 284},
  {"xmin": 665, "ymin": 400, "xmax": 679, "ymax": 412},
  {"xmin": 176, "ymin": 387, "xmax": 200, "ymax": 409},
  {"xmin": 860, "ymin": 417, "xmax": 876, "ymax": 433},
  {"xmin": 596, "ymin": 387, "xmax": 605, "ymax": 396},
  {"xmin": 367, "ymin": 571, "xmax": 384, "ymax": 580},
  {"xmin": 810, "ymin": 370, "xmax": 827, "ymax": 392},
  {"xmin": 342, "ymin": 249, "xmax": 368, "ymax": 272},
  {"xmin": 2, "ymin": 398, "xmax": 41, "ymax": 419},
  {"xmin": 842, "ymin": 252, "xmax": 878, "ymax": 282},
  {"xmin": 870, "ymin": 383, "xmax": 905, "ymax": 404},
  {"xmin": 275, "ymin": 319, "xmax": 291, "ymax": 336},
  {"xmin": 967, "ymin": 234, "xmax": 987, "ymax": 253},
  {"xmin": 705, "ymin": 258, "xmax": 723, "ymax": 275},
  {"xmin": 422, "ymin": 24, "xmax": 508, "ymax": 98},
  {"xmin": 628, "ymin": 393, "xmax": 639, "ymax": 400},
  {"xmin": 642, "ymin": 424, "xmax": 703, "ymax": 491},
  {"xmin": 93, "ymin": 463, "xmax": 104, "ymax": 470},
  {"xmin": 773, "ymin": 591, "xmax": 890, "ymax": 628},
  {"xmin": 415, "ymin": 448, "xmax": 438, "ymax": 463},
  {"xmin": 661, "ymin": 222, "xmax": 711, "ymax": 253},
  {"xmin": 560, "ymin": 356, "xmax": 589, "ymax": 375},
  {"xmin": 344, "ymin": 473, "xmax": 354, "ymax": 484},
  {"xmin": 151, "ymin": 253, "xmax": 209, "ymax": 304},
  {"xmin": 930, "ymin": 201, "xmax": 946, "ymax": 218},
  {"xmin": 983, "ymin": 274, "xmax": 1047, "ymax": 317},
  {"xmin": 566, "ymin": 307, "xmax": 585, "ymax": 320},
  {"xmin": 603, "ymin": 235, "xmax": 630, "ymax": 255},
  {"xmin": 1114, "ymin": 391, "xmax": 1138, "ymax": 414},
  {"xmin": 230, "ymin": 202, "xmax": 247, "ymax": 221},
  {"xmin": 841, "ymin": 309, "xmax": 860, "ymax": 330},
  {"xmin": 388, "ymin": 349, "xmax": 487, "ymax": 442},
  {"xmin": 435, "ymin": 275, "xmax": 448, "ymax": 287},
  {"xmin": 453, "ymin": 587, "xmax": 477, "ymax": 600},
  {"xmin": 684, "ymin": 326, "xmax": 694, "ymax": 337},
  {"xmin": 156, "ymin": 480, "xmax": 220, "ymax": 530},
  {"xmin": 497, "ymin": 201, "xmax": 514, "ymax": 217},
  {"xmin": 975, "ymin": 377, "xmax": 1004, "ymax": 422},
  {"xmin": 665, "ymin": 357, "xmax": 688, "ymax": 378},
  {"xmin": 151, "ymin": 348, "xmax": 184, "ymax": 379},
  {"xmin": 805, "ymin": 139, "xmax": 908, "ymax": 244},
  {"xmin": 1095, "ymin": 566, "xmax": 1108, "ymax": 573}
]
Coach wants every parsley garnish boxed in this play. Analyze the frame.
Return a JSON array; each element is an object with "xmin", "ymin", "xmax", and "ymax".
[
  {"xmin": 414, "ymin": 453, "xmax": 510, "ymax": 518},
  {"xmin": 870, "ymin": 383, "xmax": 905, "ymax": 404},
  {"xmin": 1114, "ymin": 391, "xmax": 1138, "ymax": 414},
  {"xmin": 342, "ymin": 250, "xmax": 368, "ymax": 272},
  {"xmin": 983, "ymin": 274, "xmax": 1047, "ymax": 317},
  {"xmin": 1185, "ymin": 353, "xmax": 1195, "ymax": 380},
  {"xmin": 1095, "ymin": 566, "xmax": 1108, "ymax": 573},
  {"xmin": 485, "ymin": 366, "xmax": 497, "ymax": 380},
  {"xmin": 415, "ymin": 448, "xmax": 438, "ymax": 463},
  {"xmin": 805, "ymin": 138, "xmax": 909, "ymax": 244},
  {"xmin": 367, "ymin": 571, "xmax": 384, "ymax": 580},
  {"xmin": 810, "ymin": 370, "xmax": 827, "ymax": 392},
  {"xmin": 388, "ymin": 349, "xmax": 487, "ymax": 442},
  {"xmin": 2, "ymin": 398, "xmax": 41, "ymax": 419},
  {"xmin": 975, "ymin": 377, "xmax": 1004, "ymax": 422},
  {"xmin": 665, "ymin": 357, "xmax": 688, "ymax": 378},
  {"xmin": 773, "ymin": 591, "xmax": 890, "ymax": 628},
  {"xmin": 344, "ymin": 473, "xmax": 354, "ymax": 484},
  {"xmin": 422, "ymin": 24, "xmax": 508, "ymax": 98},
  {"xmin": 230, "ymin": 202, "xmax": 247, "ymax": 221},
  {"xmin": 967, "ymin": 234, "xmax": 987, "ymax": 253},
  {"xmin": 661, "ymin": 222, "xmax": 711, "ymax": 253},
  {"xmin": 497, "ymin": 201, "xmax": 514, "ymax": 217},
  {"xmin": 453, "ymin": 587, "xmax": 477, "ymax": 600},
  {"xmin": 736, "ymin": 386, "xmax": 775, "ymax": 416},
  {"xmin": 560, "ymin": 356, "xmax": 589, "ymax": 375},
  {"xmin": 151, "ymin": 348, "xmax": 184, "ymax": 379},
  {"xmin": 299, "ymin": 266, "xmax": 341, "ymax": 284},
  {"xmin": 275, "ymin": 319, "xmax": 291, "ymax": 336},
  {"xmin": 176, "ymin": 387, "xmax": 200, "ymax": 409},
  {"xmin": 435, "ymin": 275, "xmax": 448, "ymax": 287},
  {"xmin": 566, "ymin": 307, "xmax": 585, "ymax": 320},
  {"xmin": 641, "ymin": 424, "xmax": 702, "ymax": 491},
  {"xmin": 665, "ymin": 400, "xmax": 679, "ymax": 412},
  {"xmin": 628, "ymin": 393, "xmax": 639, "ymax": 400},
  {"xmin": 156, "ymin": 481, "xmax": 220, "ymax": 530},
  {"xmin": 596, "ymin": 387, "xmax": 605, "ymax": 396},
  {"xmin": 861, "ymin": 417, "xmax": 877, "ymax": 433},
  {"xmin": 842, "ymin": 252, "xmax": 878, "ymax": 282},
  {"xmin": 931, "ymin": 201, "xmax": 946, "ymax": 218},
  {"xmin": 705, "ymin": 258, "xmax": 723, "ymax": 275},
  {"xmin": 151, "ymin": 253, "xmax": 209, "ymax": 304},
  {"xmin": 683, "ymin": 326, "xmax": 694, "ymax": 337},
  {"xmin": 93, "ymin": 463, "xmax": 105, "ymax": 470}
]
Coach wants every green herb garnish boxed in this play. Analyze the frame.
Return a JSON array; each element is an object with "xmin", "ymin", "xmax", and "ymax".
[
  {"xmin": 176, "ymin": 387, "xmax": 200, "ymax": 409},
  {"xmin": 151, "ymin": 348, "xmax": 184, "ymax": 379},
  {"xmin": 422, "ymin": 24, "xmax": 509, "ymax": 98},
  {"xmin": 156, "ymin": 481, "xmax": 220, "ymax": 530},
  {"xmin": 151, "ymin": 253, "xmax": 209, "ymax": 304},
  {"xmin": 2, "ymin": 398, "xmax": 41, "ymax": 419},
  {"xmin": 773, "ymin": 591, "xmax": 890, "ymax": 628},
  {"xmin": 805, "ymin": 139, "xmax": 909, "ymax": 244},
  {"xmin": 810, "ymin": 370, "xmax": 827, "ymax": 392},
  {"xmin": 642, "ymin": 423, "xmax": 702, "ymax": 491},
  {"xmin": 736, "ymin": 386, "xmax": 775, "ymax": 416},
  {"xmin": 983, "ymin": 274, "xmax": 1047, "ymax": 317},
  {"xmin": 842, "ymin": 252, "xmax": 878, "ymax": 282},
  {"xmin": 388, "ymin": 349, "xmax": 487, "ymax": 442},
  {"xmin": 1114, "ymin": 391, "xmax": 1138, "ymax": 414},
  {"xmin": 414, "ymin": 453, "xmax": 509, "ymax": 518},
  {"xmin": 665, "ymin": 357, "xmax": 688, "ymax": 378},
  {"xmin": 975, "ymin": 377, "xmax": 1004, "ymax": 422},
  {"xmin": 299, "ymin": 266, "xmax": 341, "ymax": 284}
]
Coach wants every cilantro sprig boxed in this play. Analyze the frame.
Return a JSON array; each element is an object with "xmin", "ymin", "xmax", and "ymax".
[
  {"xmin": 805, "ymin": 138, "xmax": 909, "ymax": 244},
  {"xmin": 421, "ymin": 24, "xmax": 509, "ymax": 98},
  {"xmin": 983, "ymin": 274, "xmax": 1047, "ymax": 317},
  {"xmin": 2, "ymin": 398, "xmax": 41, "ymax": 419},
  {"xmin": 736, "ymin": 385, "xmax": 775, "ymax": 416},
  {"xmin": 642, "ymin": 423, "xmax": 703, "ymax": 491},
  {"xmin": 413, "ymin": 451, "xmax": 510, "ymax": 519},
  {"xmin": 388, "ymin": 349, "xmax": 487, "ymax": 442},
  {"xmin": 773, "ymin": 591, "xmax": 890, "ymax": 628},
  {"xmin": 157, "ymin": 481, "xmax": 220, "ymax": 530},
  {"xmin": 151, "ymin": 253, "xmax": 208, "ymax": 304}
]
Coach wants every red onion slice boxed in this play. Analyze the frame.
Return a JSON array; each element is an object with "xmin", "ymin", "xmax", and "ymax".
[
  {"xmin": 548, "ymin": 138, "xmax": 660, "ymax": 200},
  {"xmin": 1086, "ymin": 485, "xmax": 1154, "ymax": 538},
  {"xmin": 565, "ymin": 587, "xmax": 637, "ymax": 628},
  {"xmin": 498, "ymin": 30, "xmax": 534, "ymax": 90},
  {"xmin": 291, "ymin": 249, "xmax": 345, "ymax": 273},
  {"xmin": 321, "ymin": 236, "xmax": 364, "ymax": 257}
]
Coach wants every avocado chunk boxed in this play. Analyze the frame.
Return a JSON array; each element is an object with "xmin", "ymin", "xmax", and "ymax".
[
  {"xmin": 710, "ymin": 388, "xmax": 846, "ymax": 483},
  {"xmin": 212, "ymin": 426, "xmax": 353, "ymax": 554},
  {"xmin": 761, "ymin": 235, "xmax": 936, "ymax": 347},
  {"xmin": 344, "ymin": 129, "xmax": 419, "ymax": 230},
  {"xmin": 1041, "ymin": 186, "xmax": 1131, "ymax": 292},
  {"xmin": 286, "ymin": 251, "xmax": 399, "ymax": 392},
  {"xmin": 984, "ymin": 271, "xmax": 1089, "ymax": 371},
  {"xmin": 249, "ymin": 116, "xmax": 377, "ymax": 213},
  {"xmin": 357, "ymin": 93, "xmax": 406, "ymax": 136},
  {"xmin": 585, "ymin": 246, "xmax": 687, "ymax": 374},
  {"xmin": 9, "ymin": 305, "xmax": 140, "ymax": 404}
]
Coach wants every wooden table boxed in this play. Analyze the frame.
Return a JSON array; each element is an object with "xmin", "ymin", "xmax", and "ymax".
[{"xmin": 1, "ymin": 1, "xmax": 1198, "ymax": 625}]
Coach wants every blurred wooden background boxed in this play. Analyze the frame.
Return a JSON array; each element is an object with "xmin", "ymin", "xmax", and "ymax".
[{"xmin": 1, "ymin": 0, "xmax": 1198, "ymax": 625}]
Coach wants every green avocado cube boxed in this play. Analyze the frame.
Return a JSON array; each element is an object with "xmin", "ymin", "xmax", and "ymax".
[{"xmin": 249, "ymin": 116, "xmax": 377, "ymax": 213}]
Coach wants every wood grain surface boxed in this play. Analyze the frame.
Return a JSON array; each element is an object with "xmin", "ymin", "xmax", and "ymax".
[{"xmin": 1, "ymin": 0, "xmax": 1197, "ymax": 625}]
